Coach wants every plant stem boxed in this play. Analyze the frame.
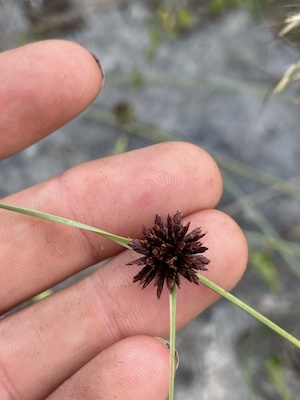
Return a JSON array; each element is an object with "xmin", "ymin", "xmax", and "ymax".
[
  {"xmin": 0, "ymin": 203, "xmax": 131, "ymax": 248},
  {"xmin": 169, "ymin": 284, "xmax": 177, "ymax": 400},
  {"xmin": 197, "ymin": 274, "xmax": 300, "ymax": 349}
]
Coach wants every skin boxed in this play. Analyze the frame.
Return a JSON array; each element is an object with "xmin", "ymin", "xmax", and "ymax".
[{"xmin": 0, "ymin": 40, "xmax": 248, "ymax": 400}]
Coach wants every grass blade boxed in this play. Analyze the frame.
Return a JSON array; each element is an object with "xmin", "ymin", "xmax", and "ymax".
[
  {"xmin": 0, "ymin": 203, "xmax": 131, "ymax": 248},
  {"xmin": 197, "ymin": 274, "xmax": 300, "ymax": 349}
]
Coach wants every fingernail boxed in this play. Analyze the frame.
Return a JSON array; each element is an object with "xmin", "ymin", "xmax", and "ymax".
[
  {"xmin": 90, "ymin": 52, "xmax": 105, "ymax": 86},
  {"xmin": 155, "ymin": 337, "xmax": 180, "ymax": 370}
]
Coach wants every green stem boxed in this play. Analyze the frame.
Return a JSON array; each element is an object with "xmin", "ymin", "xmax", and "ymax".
[
  {"xmin": 197, "ymin": 274, "xmax": 300, "ymax": 349},
  {"xmin": 169, "ymin": 284, "xmax": 177, "ymax": 400},
  {"xmin": 0, "ymin": 203, "xmax": 131, "ymax": 248}
]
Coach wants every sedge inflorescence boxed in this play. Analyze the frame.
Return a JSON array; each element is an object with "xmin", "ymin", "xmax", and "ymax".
[{"xmin": 127, "ymin": 211, "xmax": 210, "ymax": 298}]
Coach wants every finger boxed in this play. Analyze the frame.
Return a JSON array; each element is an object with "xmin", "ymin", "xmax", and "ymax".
[
  {"xmin": 0, "ymin": 40, "xmax": 103, "ymax": 159},
  {"xmin": 0, "ymin": 142, "xmax": 223, "ymax": 311},
  {"xmin": 47, "ymin": 336, "xmax": 170, "ymax": 400},
  {"xmin": 0, "ymin": 208, "xmax": 247, "ymax": 400}
]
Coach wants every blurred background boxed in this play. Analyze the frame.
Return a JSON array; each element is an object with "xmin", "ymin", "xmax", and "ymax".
[{"xmin": 1, "ymin": 1, "xmax": 300, "ymax": 399}]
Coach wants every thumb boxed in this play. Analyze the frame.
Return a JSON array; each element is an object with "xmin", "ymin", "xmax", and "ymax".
[{"xmin": 48, "ymin": 335, "xmax": 174, "ymax": 400}]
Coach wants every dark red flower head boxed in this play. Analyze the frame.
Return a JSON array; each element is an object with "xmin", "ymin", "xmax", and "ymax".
[{"xmin": 127, "ymin": 211, "xmax": 210, "ymax": 299}]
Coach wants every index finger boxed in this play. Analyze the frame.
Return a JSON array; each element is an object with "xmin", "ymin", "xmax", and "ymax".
[{"xmin": 0, "ymin": 40, "xmax": 103, "ymax": 159}]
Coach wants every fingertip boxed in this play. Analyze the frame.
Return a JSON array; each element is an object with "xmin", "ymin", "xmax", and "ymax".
[
  {"xmin": 89, "ymin": 51, "xmax": 105, "ymax": 84},
  {"xmin": 27, "ymin": 39, "xmax": 104, "ymax": 105},
  {"xmin": 47, "ymin": 39, "xmax": 104, "ymax": 95},
  {"xmin": 26, "ymin": 39, "xmax": 104, "ymax": 93},
  {"xmin": 207, "ymin": 209, "xmax": 248, "ymax": 287},
  {"xmin": 0, "ymin": 40, "xmax": 103, "ymax": 158},
  {"xmin": 155, "ymin": 337, "xmax": 180, "ymax": 370},
  {"xmin": 113, "ymin": 335, "xmax": 171, "ymax": 398},
  {"xmin": 172, "ymin": 209, "xmax": 248, "ymax": 326},
  {"xmin": 183, "ymin": 209, "xmax": 248, "ymax": 293},
  {"xmin": 49, "ymin": 335, "xmax": 171, "ymax": 400},
  {"xmin": 153, "ymin": 141, "xmax": 223, "ymax": 209}
]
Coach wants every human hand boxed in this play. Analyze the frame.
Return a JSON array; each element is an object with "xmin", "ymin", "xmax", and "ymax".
[{"xmin": 0, "ymin": 40, "xmax": 247, "ymax": 400}]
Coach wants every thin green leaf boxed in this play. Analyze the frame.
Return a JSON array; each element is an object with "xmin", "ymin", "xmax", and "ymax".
[
  {"xmin": 196, "ymin": 274, "xmax": 300, "ymax": 349},
  {"xmin": 266, "ymin": 355, "xmax": 293, "ymax": 400},
  {"xmin": 249, "ymin": 251, "xmax": 278, "ymax": 292},
  {"xmin": 33, "ymin": 289, "xmax": 54, "ymax": 302},
  {"xmin": 0, "ymin": 203, "xmax": 131, "ymax": 249}
]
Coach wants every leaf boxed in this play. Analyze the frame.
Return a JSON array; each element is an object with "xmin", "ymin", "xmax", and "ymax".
[
  {"xmin": 0, "ymin": 203, "xmax": 131, "ymax": 248},
  {"xmin": 249, "ymin": 251, "xmax": 279, "ymax": 291},
  {"xmin": 266, "ymin": 355, "xmax": 293, "ymax": 400}
]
